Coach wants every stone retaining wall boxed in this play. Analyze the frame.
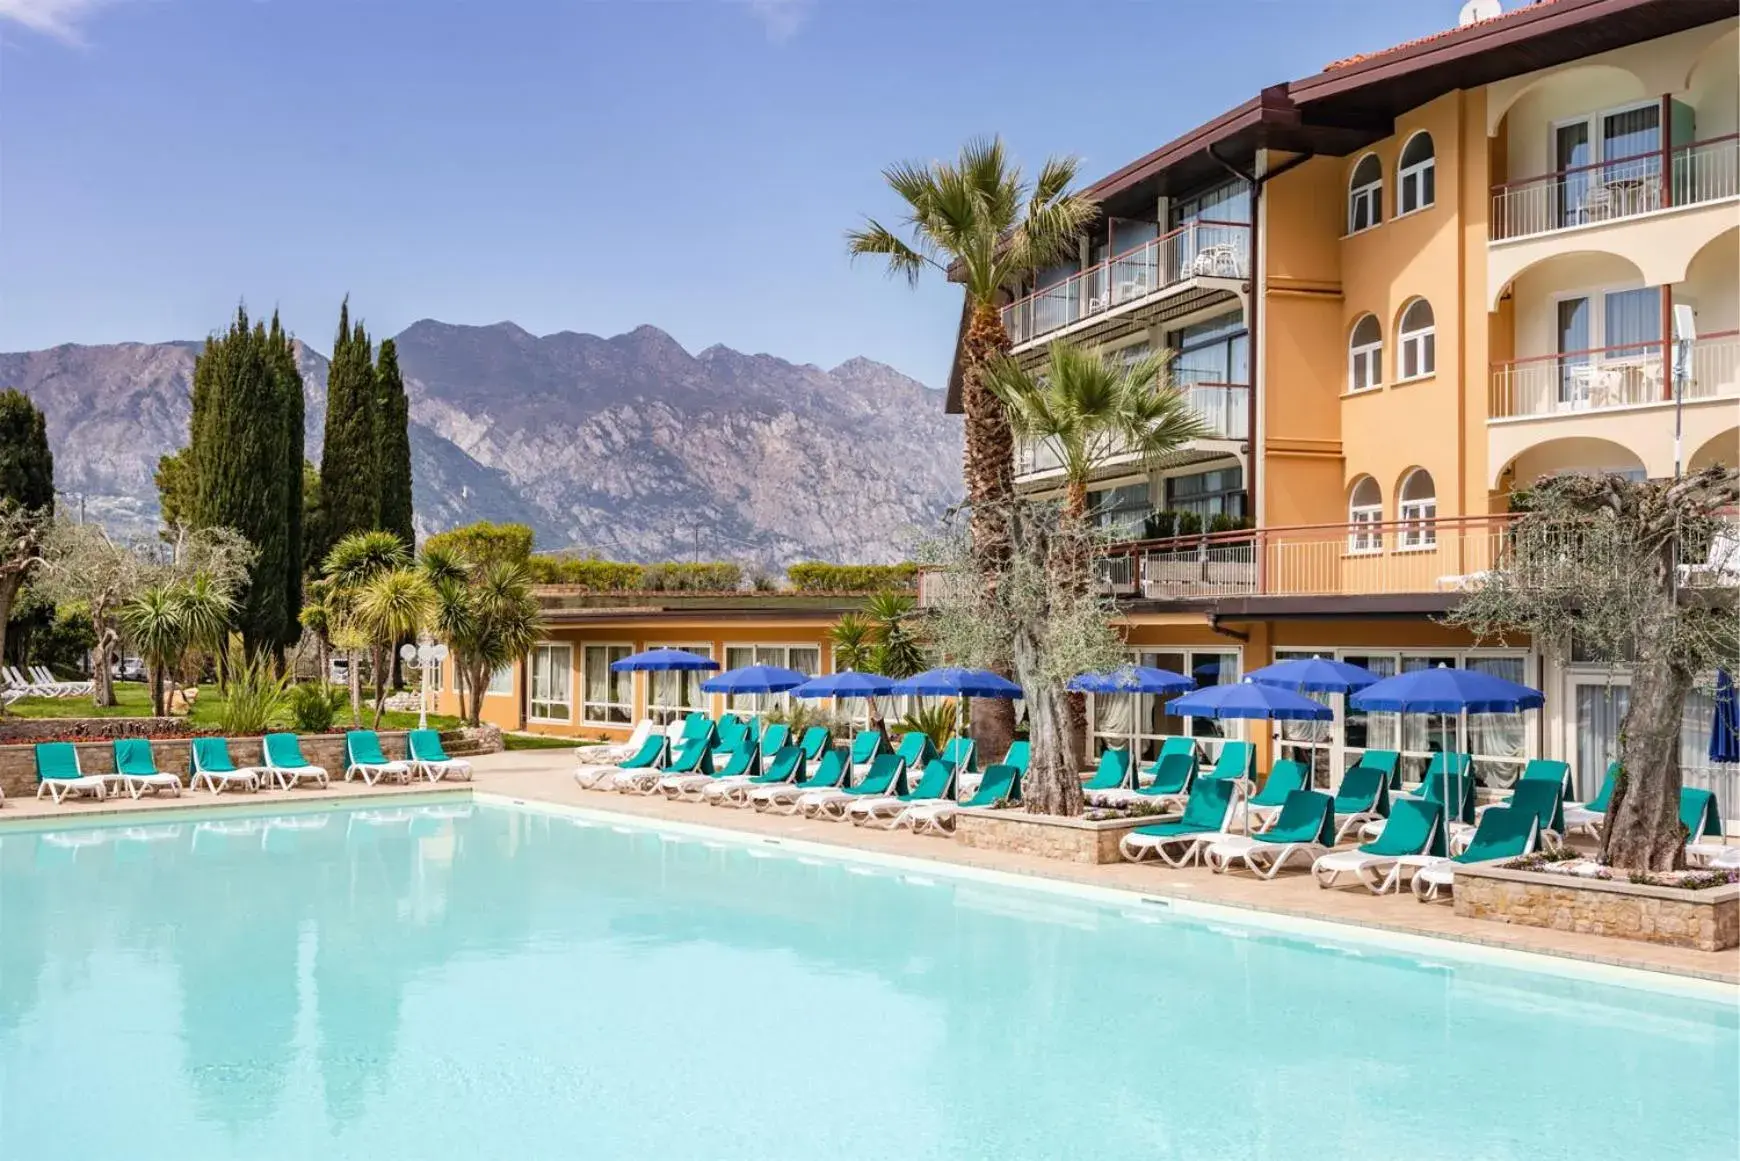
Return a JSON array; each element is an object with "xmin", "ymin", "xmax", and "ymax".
[
  {"xmin": 1454, "ymin": 864, "xmax": 1740, "ymax": 952},
  {"xmin": 0, "ymin": 731, "xmax": 410, "ymax": 800},
  {"xmin": 954, "ymin": 808, "xmax": 1151, "ymax": 865},
  {"xmin": 0, "ymin": 717, "xmax": 192, "ymax": 744}
]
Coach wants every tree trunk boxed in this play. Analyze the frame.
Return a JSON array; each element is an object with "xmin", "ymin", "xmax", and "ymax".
[
  {"xmin": 1601, "ymin": 647, "xmax": 1693, "ymax": 872},
  {"xmin": 347, "ymin": 647, "xmax": 363, "ymax": 725},
  {"xmin": 1017, "ymin": 621, "xmax": 1083, "ymax": 817},
  {"xmin": 1059, "ymin": 480, "xmax": 1092, "ymax": 774},
  {"xmin": 963, "ymin": 300, "xmax": 1018, "ymax": 762},
  {"xmin": 370, "ymin": 644, "xmax": 388, "ymax": 729},
  {"xmin": 91, "ymin": 624, "xmax": 118, "ymax": 708},
  {"xmin": 149, "ymin": 662, "xmax": 166, "ymax": 717},
  {"xmin": 0, "ymin": 577, "xmax": 17, "ymax": 716}
]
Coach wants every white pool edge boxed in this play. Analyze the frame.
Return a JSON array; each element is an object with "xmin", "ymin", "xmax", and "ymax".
[{"xmin": 476, "ymin": 791, "xmax": 1740, "ymax": 1005}]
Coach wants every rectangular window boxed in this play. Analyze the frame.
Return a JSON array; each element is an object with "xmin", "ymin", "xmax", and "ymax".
[
  {"xmin": 1399, "ymin": 159, "xmax": 1435, "ymax": 215},
  {"xmin": 485, "ymin": 665, "xmax": 513, "ymax": 697},
  {"xmin": 1088, "ymin": 482, "xmax": 1151, "ymax": 542},
  {"xmin": 723, "ymin": 644, "xmax": 819, "ymax": 715},
  {"xmin": 1348, "ymin": 183, "xmax": 1381, "ymax": 234},
  {"xmin": 579, "ymin": 644, "xmax": 629, "ymax": 725},
  {"xmin": 1399, "ymin": 497, "xmax": 1437, "ymax": 549},
  {"xmin": 1399, "ymin": 329, "xmax": 1435, "ymax": 380},
  {"xmin": 647, "ymin": 644, "xmax": 712, "ymax": 723},
  {"xmin": 1169, "ymin": 180, "xmax": 1252, "ymax": 228},
  {"xmin": 531, "ymin": 644, "xmax": 574, "ymax": 723},
  {"xmin": 1347, "ymin": 506, "xmax": 1382, "ymax": 554},
  {"xmin": 1091, "ymin": 648, "xmax": 1243, "ymax": 765},
  {"xmin": 1166, "ymin": 466, "xmax": 1246, "ymax": 520}
]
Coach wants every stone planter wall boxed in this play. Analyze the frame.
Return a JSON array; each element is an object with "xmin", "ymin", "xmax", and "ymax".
[
  {"xmin": 0, "ymin": 731, "xmax": 412, "ymax": 800},
  {"xmin": 0, "ymin": 717, "xmax": 192, "ymax": 744},
  {"xmin": 1454, "ymin": 864, "xmax": 1740, "ymax": 952},
  {"xmin": 954, "ymin": 808, "xmax": 1154, "ymax": 865}
]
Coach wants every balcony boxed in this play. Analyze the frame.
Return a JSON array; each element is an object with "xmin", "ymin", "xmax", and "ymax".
[
  {"xmin": 1488, "ymin": 333, "xmax": 1739, "ymax": 484},
  {"xmin": 1001, "ymin": 221, "xmax": 1249, "ymax": 351},
  {"xmin": 1014, "ymin": 372, "xmax": 1249, "ymax": 482},
  {"xmin": 1490, "ymin": 136, "xmax": 1739, "ymax": 243}
]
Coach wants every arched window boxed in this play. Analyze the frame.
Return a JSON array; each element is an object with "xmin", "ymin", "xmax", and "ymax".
[
  {"xmin": 1398, "ymin": 469, "xmax": 1437, "ymax": 548},
  {"xmin": 1348, "ymin": 314, "xmax": 1383, "ymax": 393},
  {"xmin": 1397, "ymin": 298, "xmax": 1436, "ymax": 381},
  {"xmin": 1348, "ymin": 154, "xmax": 1383, "ymax": 234},
  {"xmin": 1347, "ymin": 476, "xmax": 1382, "ymax": 554},
  {"xmin": 1397, "ymin": 132, "xmax": 1436, "ymax": 215}
]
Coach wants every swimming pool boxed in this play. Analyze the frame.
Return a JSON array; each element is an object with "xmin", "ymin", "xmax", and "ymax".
[{"xmin": 2, "ymin": 799, "xmax": 1734, "ymax": 1160}]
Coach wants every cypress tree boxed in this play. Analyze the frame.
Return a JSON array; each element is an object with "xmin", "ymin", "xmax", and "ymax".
[
  {"xmin": 190, "ymin": 307, "xmax": 300, "ymax": 656},
  {"xmin": 268, "ymin": 312, "xmax": 305, "ymax": 653},
  {"xmin": 374, "ymin": 337, "xmax": 415, "ymax": 552},
  {"xmin": 0, "ymin": 388, "xmax": 55, "ymax": 677},
  {"xmin": 316, "ymin": 298, "xmax": 379, "ymax": 561}
]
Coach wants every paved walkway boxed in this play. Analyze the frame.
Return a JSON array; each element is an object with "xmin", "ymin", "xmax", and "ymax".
[{"xmin": 5, "ymin": 746, "xmax": 1735, "ymax": 986}]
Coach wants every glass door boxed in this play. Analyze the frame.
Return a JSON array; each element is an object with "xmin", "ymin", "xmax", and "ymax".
[
  {"xmin": 1555, "ymin": 121, "xmax": 1592, "ymax": 228},
  {"xmin": 1556, "ymin": 296, "xmax": 1592, "ymax": 407},
  {"xmin": 1565, "ymin": 674, "xmax": 1630, "ymax": 801}
]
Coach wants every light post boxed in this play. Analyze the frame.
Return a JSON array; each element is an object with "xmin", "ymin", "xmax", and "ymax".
[{"xmin": 398, "ymin": 640, "xmax": 450, "ymax": 731}]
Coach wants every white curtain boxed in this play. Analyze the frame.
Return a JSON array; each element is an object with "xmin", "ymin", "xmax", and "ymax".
[{"xmin": 1466, "ymin": 656, "xmax": 1527, "ymax": 786}]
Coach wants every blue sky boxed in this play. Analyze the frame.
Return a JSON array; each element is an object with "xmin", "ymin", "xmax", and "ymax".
[{"xmin": 1, "ymin": 0, "xmax": 1461, "ymax": 386}]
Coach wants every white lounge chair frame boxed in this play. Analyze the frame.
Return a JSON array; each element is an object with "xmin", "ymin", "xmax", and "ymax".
[
  {"xmin": 36, "ymin": 757, "xmax": 109, "ymax": 804},
  {"xmin": 1204, "ymin": 832, "xmax": 1328, "ymax": 879}
]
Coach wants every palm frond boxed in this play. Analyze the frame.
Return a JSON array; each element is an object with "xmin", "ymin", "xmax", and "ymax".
[{"xmin": 845, "ymin": 220, "xmax": 938, "ymax": 286}]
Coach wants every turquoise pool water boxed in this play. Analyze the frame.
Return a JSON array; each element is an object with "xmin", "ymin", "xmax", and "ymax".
[{"xmin": 1, "ymin": 800, "xmax": 1734, "ymax": 1160}]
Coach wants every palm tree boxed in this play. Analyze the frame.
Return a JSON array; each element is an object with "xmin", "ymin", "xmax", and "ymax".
[
  {"xmin": 119, "ymin": 586, "xmax": 189, "ymax": 716},
  {"xmin": 986, "ymin": 340, "xmax": 1211, "ymax": 522},
  {"xmin": 174, "ymin": 572, "xmax": 237, "ymax": 690},
  {"xmin": 863, "ymin": 591, "xmax": 925, "ymax": 679},
  {"xmin": 849, "ymin": 136, "xmax": 1096, "ymax": 759},
  {"xmin": 354, "ymin": 567, "xmax": 435, "ymax": 727},
  {"xmin": 419, "ymin": 551, "xmax": 542, "ymax": 727},
  {"xmin": 827, "ymin": 613, "xmax": 874, "ymax": 673},
  {"xmin": 322, "ymin": 531, "xmax": 409, "ymax": 722}
]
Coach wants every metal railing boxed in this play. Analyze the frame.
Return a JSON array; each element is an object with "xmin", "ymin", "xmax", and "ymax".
[
  {"xmin": 1490, "ymin": 136, "xmax": 1740, "ymax": 242},
  {"xmin": 1002, "ymin": 221, "xmax": 1250, "ymax": 346},
  {"xmin": 919, "ymin": 513, "xmax": 1738, "ymax": 605},
  {"xmin": 1014, "ymin": 375, "xmax": 1249, "ymax": 478},
  {"xmin": 1490, "ymin": 332, "xmax": 1740, "ymax": 420}
]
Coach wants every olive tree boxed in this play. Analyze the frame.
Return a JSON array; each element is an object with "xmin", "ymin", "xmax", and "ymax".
[
  {"xmin": 920, "ymin": 497, "xmax": 1125, "ymax": 816},
  {"xmin": 1445, "ymin": 466, "xmax": 1739, "ymax": 871}
]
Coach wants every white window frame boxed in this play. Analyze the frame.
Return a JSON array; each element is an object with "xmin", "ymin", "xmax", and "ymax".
[
  {"xmin": 1347, "ymin": 478, "xmax": 1383, "ymax": 554},
  {"xmin": 721, "ymin": 642, "xmax": 822, "ymax": 716},
  {"xmin": 1348, "ymin": 315, "xmax": 1383, "ymax": 393},
  {"xmin": 579, "ymin": 643, "xmax": 632, "ymax": 726},
  {"xmin": 1396, "ymin": 132, "xmax": 1435, "ymax": 216},
  {"xmin": 1397, "ymin": 469, "xmax": 1438, "ymax": 550},
  {"xmin": 645, "ymin": 642, "xmax": 713, "ymax": 723},
  {"xmin": 1396, "ymin": 299, "xmax": 1436, "ymax": 382},
  {"xmin": 530, "ymin": 643, "xmax": 575, "ymax": 724},
  {"xmin": 1347, "ymin": 154, "xmax": 1383, "ymax": 235}
]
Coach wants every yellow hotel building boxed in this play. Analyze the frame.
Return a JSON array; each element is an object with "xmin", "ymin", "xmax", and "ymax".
[{"xmin": 438, "ymin": 0, "xmax": 1735, "ymax": 814}]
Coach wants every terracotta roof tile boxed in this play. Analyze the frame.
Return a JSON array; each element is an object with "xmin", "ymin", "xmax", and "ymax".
[{"xmin": 1323, "ymin": 0, "xmax": 1569, "ymax": 71}]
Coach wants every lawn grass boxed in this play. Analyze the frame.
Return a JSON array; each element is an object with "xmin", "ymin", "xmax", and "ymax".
[
  {"xmin": 503, "ymin": 732, "xmax": 578, "ymax": 752},
  {"xmin": 3, "ymin": 681, "xmax": 463, "ymax": 734}
]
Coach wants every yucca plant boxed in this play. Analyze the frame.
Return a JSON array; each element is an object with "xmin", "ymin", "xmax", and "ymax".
[
  {"xmin": 354, "ymin": 567, "xmax": 435, "ymax": 727},
  {"xmin": 218, "ymin": 644, "xmax": 289, "ymax": 735},
  {"xmin": 118, "ymin": 586, "xmax": 189, "ymax": 716},
  {"xmin": 287, "ymin": 680, "xmax": 347, "ymax": 733},
  {"xmin": 897, "ymin": 700, "xmax": 958, "ymax": 754}
]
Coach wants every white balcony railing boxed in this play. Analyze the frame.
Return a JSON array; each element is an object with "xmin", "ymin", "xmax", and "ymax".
[
  {"xmin": 1014, "ymin": 377, "xmax": 1249, "ymax": 477},
  {"xmin": 1490, "ymin": 332, "xmax": 1739, "ymax": 421},
  {"xmin": 1490, "ymin": 136, "xmax": 1739, "ymax": 242},
  {"xmin": 1002, "ymin": 221, "xmax": 1249, "ymax": 347}
]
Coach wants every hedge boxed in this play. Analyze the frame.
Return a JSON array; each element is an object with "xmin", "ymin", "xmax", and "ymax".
[
  {"xmin": 785, "ymin": 562, "xmax": 919, "ymax": 593},
  {"xmin": 526, "ymin": 557, "xmax": 742, "ymax": 592}
]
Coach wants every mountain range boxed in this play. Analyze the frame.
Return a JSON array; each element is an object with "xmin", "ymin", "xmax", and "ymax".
[{"xmin": 0, "ymin": 322, "xmax": 963, "ymax": 566}]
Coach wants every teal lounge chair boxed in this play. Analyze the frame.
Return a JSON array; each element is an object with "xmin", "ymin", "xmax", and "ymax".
[
  {"xmin": 1207, "ymin": 789, "xmax": 1336, "ymax": 879},
  {"xmin": 1095, "ymin": 751, "xmax": 1197, "ymax": 809},
  {"xmin": 1516, "ymin": 757, "xmax": 1573, "ymax": 798},
  {"xmin": 1206, "ymin": 740, "xmax": 1254, "ymax": 784},
  {"xmin": 902, "ymin": 762, "xmax": 1022, "ymax": 835},
  {"xmin": 618, "ymin": 725, "xmax": 716, "ymax": 794},
  {"xmin": 750, "ymin": 747, "xmax": 850, "ymax": 813},
  {"xmin": 1244, "ymin": 759, "xmax": 1310, "ymax": 831},
  {"xmin": 758, "ymin": 722, "xmax": 791, "ymax": 756},
  {"xmin": 1080, "ymin": 748, "xmax": 1135, "ymax": 794},
  {"xmin": 800, "ymin": 752, "xmax": 906, "ymax": 820},
  {"xmin": 1564, "ymin": 761, "xmax": 1620, "ymax": 836},
  {"xmin": 408, "ymin": 729, "xmax": 472, "ymax": 782},
  {"xmin": 346, "ymin": 730, "xmax": 411, "ymax": 786},
  {"xmin": 110, "ymin": 738, "xmax": 182, "ymax": 799},
  {"xmin": 893, "ymin": 732, "xmax": 936, "ymax": 775},
  {"xmin": 1354, "ymin": 749, "xmax": 1401, "ymax": 788},
  {"xmin": 848, "ymin": 730, "xmax": 887, "ymax": 773},
  {"xmin": 1120, "ymin": 778, "xmax": 1240, "ymax": 867},
  {"xmin": 262, "ymin": 732, "xmax": 329, "ymax": 790},
  {"xmin": 1407, "ymin": 765, "xmax": 1476, "ymax": 827},
  {"xmin": 1001, "ymin": 740, "xmax": 1031, "ymax": 774},
  {"xmin": 1143, "ymin": 736, "xmax": 1197, "ymax": 775},
  {"xmin": 1472, "ymin": 770, "xmax": 1566, "ymax": 846},
  {"xmin": 1412, "ymin": 804, "xmax": 1539, "ymax": 901},
  {"xmin": 1331, "ymin": 764, "xmax": 1391, "ymax": 842},
  {"xmin": 576, "ymin": 730, "xmax": 665, "ymax": 787},
  {"xmin": 704, "ymin": 744, "xmax": 803, "ymax": 805},
  {"xmin": 716, "ymin": 716, "xmax": 751, "ymax": 752},
  {"xmin": 849, "ymin": 757, "xmax": 958, "ymax": 828},
  {"xmin": 189, "ymin": 737, "xmax": 263, "ymax": 795},
  {"xmin": 939, "ymin": 737, "xmax": 977, "ymax": 774},
  {"xmin": 33, "ymin": 741, "xmax": 109, "ymax": 804},
  {"xmin": 797, "ymin": 725, "xmax": 831, "ymax": 766},
  {"xmin": 1312, "ymin": 797, "xmax": 1446, "ymax": 894}
]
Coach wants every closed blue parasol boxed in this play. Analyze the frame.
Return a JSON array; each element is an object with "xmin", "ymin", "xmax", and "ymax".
[
  {"xmin": 1166, "ymin": 680, "xmax": 1333, "ymax": 721},
  {"xmin": 609, "ymin": 648, "xmax": 720, "ymax": 672},
  {"xmin": 1712, "ymin": 669, "xmax": 1739, "ymax": 765},
  {"xmin": 892, "ymin": 667, "xmax": 1023, "ymax": 698},
  {"xmin": 790, "ymin": 671, "xmax": 898, "ymax": 699},
  {"xmin": 1244, "ymin": 656, "xmax": 1379, "ymax": 694},
  {"xmin": 700, "ymin": 665, "xmax": 808, "ymax": 694}
]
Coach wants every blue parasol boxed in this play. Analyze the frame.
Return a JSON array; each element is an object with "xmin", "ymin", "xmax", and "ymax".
[
  {"xmin": 1244, "ymin": 656, "xmax": 1379, "ymax": 694},
  {"xmin": 609, "ymin": 648, "xmax": 720, "ymax": 672},
  {"xmin": 790, "ymin": 671, "xmax": 898, "ymax": 699},
  {"xmin": 1166, "ymin": 680, "xmax": 1333, "ymax": 721},
  {"xmin": 700, "ymin": 665, "xmax": 809, "ymax": 694},
  {"xmin": 1069, "ymin": 665, "xmax": 1195, "ymax": 758},
  {"xmin": 892, "ymin": 667, "xmax": 1023, "ymax": 698}
]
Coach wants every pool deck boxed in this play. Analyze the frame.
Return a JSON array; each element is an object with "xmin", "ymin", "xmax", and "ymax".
[{"xmin": 6, "ymin": 747, "xmax": 1737, "ymax": 987}]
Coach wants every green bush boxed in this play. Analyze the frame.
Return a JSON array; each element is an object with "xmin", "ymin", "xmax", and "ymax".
[
  {"xmin": 218, "ymin": 649, "xmax": 289, "ymax": 735},
  {"xmin": 1207, "ymin": 512, "xmax": 1254, "ymax": 535},
  {"xmin": 639, "ymin": 562, "xmax": 741, "ymax": 592},
  {"xmin": 287, "ymin": 681, "xmax": 346, "ymax": 732},
  {"xmin": 526, "ymin": 556, "xmax": 643, "ymax": 590},
  {"xmin": 786, "ymin": 562, "xmax": 918, "ymax": 593},
  {"xmin": 1173, "ymin": 510, "xmax": 1204, "ymax": 537}
]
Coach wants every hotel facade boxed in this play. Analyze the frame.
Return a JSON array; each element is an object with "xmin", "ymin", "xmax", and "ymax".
[{"xmin": 439, "ymin": 0, "xmax": 1736, "ymax": 814}]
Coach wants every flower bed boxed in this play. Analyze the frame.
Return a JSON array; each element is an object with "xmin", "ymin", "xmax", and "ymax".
[{"xmin": 1452, "ymin": 858, "xmax": 1740, "ymax": 952}]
